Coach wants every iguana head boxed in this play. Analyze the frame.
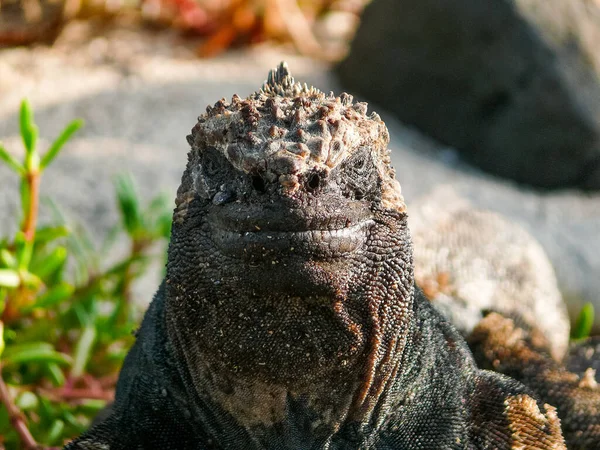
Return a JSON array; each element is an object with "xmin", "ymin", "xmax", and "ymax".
[{"xmin": 166, "ymin": 63, "xmax": 412, "ymax": 393}]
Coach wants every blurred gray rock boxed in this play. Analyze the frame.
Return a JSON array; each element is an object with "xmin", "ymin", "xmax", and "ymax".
[
  {"xmin": 410, "ymin": 188, "xmax": 570, "ymax": 359},
  {"xmin": 337, "ymin": 0, "xmax": 600, "ymax": 189}
]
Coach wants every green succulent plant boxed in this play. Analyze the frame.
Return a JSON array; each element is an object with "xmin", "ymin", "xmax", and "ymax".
[{"xmin": 0, "ymin": 100, "xmax": 171, "ymax": 448}]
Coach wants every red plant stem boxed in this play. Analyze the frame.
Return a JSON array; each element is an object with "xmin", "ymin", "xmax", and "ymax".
[
  {"xmin": 98, "ymin": 372, "xmax": 119, "ymax": 388},
  {"xmin": 22, "ymin": 171, "xmax": 40, "ymax": 242},
  {"xmin": 0, "ymin": 364, "xmax": 39, "ymax": 450},
  {"xmin": 41, "ymin": 387, "xmax": 114, "ymax": 402},
  {"xmin": 82, "ymin": 373, "xmax": 103, "ymax": 393},
  {"xmin": 0, "ymin": 162, "xmax": 42, "ymax": 448}
]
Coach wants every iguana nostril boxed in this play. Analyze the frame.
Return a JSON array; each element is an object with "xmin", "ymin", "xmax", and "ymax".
[
  {"xmin": 306, "ymin": 173, "xmax": 321, "ymax": 191},
  {"xmin": 251, "ymin": 175, "xmax": 266, "ymax": 193}
]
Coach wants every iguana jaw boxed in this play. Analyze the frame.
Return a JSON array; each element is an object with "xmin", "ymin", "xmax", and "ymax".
[{"xmin": 207, "ymin": 199, "xmax": 372, "ymax": 233}]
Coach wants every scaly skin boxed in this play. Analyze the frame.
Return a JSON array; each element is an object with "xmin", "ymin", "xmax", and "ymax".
[
  {"xmin": 65, "ymin": 63, "xmax": 566, "ymax": 449},
  {"xmin": 469, "ymin": 313, "xmax": 600, "ymax": 450}
]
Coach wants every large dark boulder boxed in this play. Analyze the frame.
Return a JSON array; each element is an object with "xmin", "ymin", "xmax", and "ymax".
[{"xmin": 336, "ymin": 0, "xmax": 600, "ymax": 189}]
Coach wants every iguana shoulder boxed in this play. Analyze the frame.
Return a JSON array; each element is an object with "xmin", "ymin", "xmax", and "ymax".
[{"xmin": 410, "ymin": 187, "xmax": 599, "ymax": 448}]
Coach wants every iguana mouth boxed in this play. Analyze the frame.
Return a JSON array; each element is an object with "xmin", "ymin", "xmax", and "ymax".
[
  {"xmin": 208, "ymin": 219, "xmax": 374, "ymax": 260},
  {"xmin": 207, "ymin": 201, "xmax": 372, "ymax": 233}
]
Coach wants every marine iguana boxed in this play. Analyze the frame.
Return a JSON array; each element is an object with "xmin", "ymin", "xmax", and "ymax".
[{"xmin": 65, "ymin": 63, "xmax": 569, "ymax": 449}]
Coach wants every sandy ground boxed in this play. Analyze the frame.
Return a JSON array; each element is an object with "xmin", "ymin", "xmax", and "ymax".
[{"xmin": 0, "ymin": 22, "xmax": 599, "ymax": 328}]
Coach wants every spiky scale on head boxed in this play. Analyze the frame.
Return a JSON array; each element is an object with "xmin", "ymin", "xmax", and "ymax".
[
  {"xmin": 260, "ymin": 62, "xmax": 319, "ymax": 97},
  {"xmin": 184, "ymin": 61, "xmax": 404, "ymax": 210}
]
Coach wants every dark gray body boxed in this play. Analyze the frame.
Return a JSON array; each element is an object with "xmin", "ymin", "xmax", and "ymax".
[{"xmin": 66, "ymin": 283, "xmax": 555, "ymax": 449}]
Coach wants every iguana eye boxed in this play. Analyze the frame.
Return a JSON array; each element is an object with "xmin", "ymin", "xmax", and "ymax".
[
  {"xmin": 340, "ymin": 150, "xmax": 378, "ymax": 201},
  {"xmin": 202, "ymin": 153, "xmax": 222, "ymax": 177},
  {"xmin": 195, "ymin": 148, "xmax": 239, "ymax": 200},
  {"xmin": 352, "ymin": 154, "xmax": 367, "ymax": 172},
  {"xmin": 200, "ymin": 147, "xmax": 235, "ymax": 180}
]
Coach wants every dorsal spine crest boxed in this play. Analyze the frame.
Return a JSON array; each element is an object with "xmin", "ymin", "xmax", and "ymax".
[{"xmin": 259, "ymin": 62, "xmax": 323, "ymax": 97}]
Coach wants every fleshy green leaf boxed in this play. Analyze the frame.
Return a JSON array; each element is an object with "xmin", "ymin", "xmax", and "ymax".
[
  {"xmin": 79, "ymin": 399, "xmax": 107, "ymax": 413},
  {"xmin": 41, "ymin": 119, "xmax": 84, "ymax": 169},
  {"xmin": 34, "ymin": 225, "xmax": 70, "ymax": 245},
  {"xmin": 70, "ymin": 325, "xmax": 97, "ymax": 378},
  {"xmin": 46, "ymin": 419, "xmax": 65, "ymax": 444},
  {"xmin": 0, "ymin": 104, "xmax": 172, "ymax": 445},
  {"xmin": 19, "ymin": 100, "xmax": 38, "ymax": 155},
  {"xmin": 0, "ymin": 143, "xmax": 25, "ymax": 175},
  {"xmin": 68, "ymin": 224, "xmax": 99, "ymax": 286},
  {"xmin": 19, "ymin": 270, "xmax": 42, "ymax": 289},
  {"xmin": 32, "ymin": 246, "xmax": 68, "ymax": 281},
  {"xmin": 46, "ymin": 419, "xmax": 66, "ymax": 443},
  {"xmin": 114, "ymin": 173, "xmax": 142, "ymax": 236},
  {"xmin": 0, "ymin": 249, "xmax": 17, "ymax": 268},
  {"xmin": 0, "ymin": 289, "xmax": 6, "ymax": 315},
  {"xmin": 15, "ymin": 231, "xmax": 34, "ymax": 271},
  {"xmin": 0, "ymin": 395, "xmax": 9, "ymax": 428},
  {"xmin": 62, "ymin": 410, "xmax": 85, "ymax": 431},
  {"xmin": 2, "ymin": 342, "xmax": 72, "ymax": 366},
  {"xmin": 25, "ymin": 150, "xmax": 40, "ymax": 173},
  {"xmin": 571, "ymin": 303, "xmax": 595, "ymax": 340},
  {"xmin": 38, "ymin": 396, "xmax": 55, "ymax": 422},
  {"xmin": 105, "ymin": 345, "xmax": 128, "ymax": 362},
  {"xmin": 24, "ymin": 282, "xmax": 74, "ymax": 312},
  {"xmin": 0, "ymin": 321, "xmax": 5, "ymax": 358},
  {"xmin": 16, "ymin": 391, "xmax": 39, "ymax": 410},
  {"xmin": 146, "ymin": 193, "xmax": 172, "ymax": 239},
  {"xmin": 73, "ymin": 302, "xmax": 95, "ymax": 327},
  {"xmin": 45, "ymin": 362, "xmax": 66, "ymax": 387},
  {"xmin": 0, "ymin": 269, "xmax": 20, "ymax": 288},
  {"xmin": 3, "ymin": 341, "xmax": 52, "ymax": 354}
]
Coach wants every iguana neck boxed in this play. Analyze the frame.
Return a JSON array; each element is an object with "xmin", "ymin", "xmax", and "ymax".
[
  {"xmin": 165, "ymin": 284, "xmax": 415, "ymax": 447},
  {"xmin": 179, "ymin": 357, "xmax": 370, "ymax": 447}
]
